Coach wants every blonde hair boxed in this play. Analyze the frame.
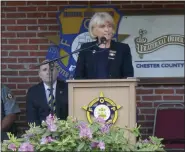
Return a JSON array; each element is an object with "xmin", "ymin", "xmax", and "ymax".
[{"xmin": 88, "ymin": 12, "xmax": 115, "ymax": 39}]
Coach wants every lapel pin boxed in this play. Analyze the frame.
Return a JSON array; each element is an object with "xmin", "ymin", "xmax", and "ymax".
[
  {"xmin": 92, "ymin": 50, "xmax": 96, "ymax": 54},
  {"xmin": 109, "ymin": 52, "xmax": 115, "ymax": 56}
]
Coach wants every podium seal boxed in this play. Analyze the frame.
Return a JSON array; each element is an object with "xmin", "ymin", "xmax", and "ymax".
[{"xmin": 82, "ymin": 92, "xmax": 122, "ymax": 124}]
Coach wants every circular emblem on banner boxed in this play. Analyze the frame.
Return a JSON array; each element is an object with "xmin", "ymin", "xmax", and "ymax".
[
  {"xmin": 71, "ymin": 32, "xmax": 94, "ymax": 62},
  {"xmin": 82, "ymin": 92, "xmax": 122, "ymax": 124}
]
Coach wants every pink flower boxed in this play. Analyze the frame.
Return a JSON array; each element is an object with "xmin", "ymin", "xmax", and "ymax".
[
  {"xmin": 98, "ymin": 141, "xmax": 105, "ymax": 150},
  {"xmin": 18, "ymin": 142, "xmax": 34, "ymax": 152},
  {"xmin": 77, "ymin": 121, "xmax": 88, "ymax": 129},
  {"xmin": 91, "ymin": 141, "xmax": 105, "ymax": 150},
  {"xmin": 40, "ymin": 136, "xmax": 55, "ymax": 144},
  {"xmin": 48, "ymin": 124, "xmax": 57, "ymax": 132},
  {"xmin": 100, "ymin": 124, "xmax": 111, "ymax": 133},
  {"xmin": 40, "ymin": 137, "xmax": 48, "ymax": 145},
  {"xmin": 45, "ymin": 114, "xmax": 58, "ymax": 132},
  {"xmin": 47, "ymin": 136, "xmax": 55, "ymax": 142},
  {"xmin": 91, "ymin": 141, "xmax": 99, "ymax": 148},
  {"xmin": 95, "ymin": 116, "xmax": 106, "ymax": 124},
  {"xmin": 77, "ymin": 121, "xmax": 92, "ymax": 139},
  {"xmin": 79, "ymin": 126, "xmax": 92, "ymax": 139},
  {"xmin": 8, "ymin": 143, "xmax": 16, "ymax": 151},
  {"xmin": 143, "ymin": 139, "xmax": 149, "ymax": 143},
  {"xmin": 46, "ymin": 114, "xmax": 55, "ymax": 125}
]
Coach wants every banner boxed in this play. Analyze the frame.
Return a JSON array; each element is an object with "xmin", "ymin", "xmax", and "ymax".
[
  {"xmin": 120, "ymin": 15, "xmax": 184, "ymax": 77},
  {"xmin": 46, "ymin": 6, "xmax": 122, "ymax": 80},
  {"xmin": 46, "ymin": 8, "xmax": 184, "ymax": 78}
]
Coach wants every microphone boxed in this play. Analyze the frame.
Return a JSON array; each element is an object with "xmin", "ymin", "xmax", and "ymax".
[{"xmin": 100, "ymin": 37, "xmax": 107, "ymax": 44}]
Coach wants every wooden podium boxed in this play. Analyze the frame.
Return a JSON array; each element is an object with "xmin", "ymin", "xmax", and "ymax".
[{"xmin": 66, "ymin": 78, "xmax": 138, "ymax": 143}]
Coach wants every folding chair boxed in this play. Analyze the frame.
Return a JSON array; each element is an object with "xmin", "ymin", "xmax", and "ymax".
[{"xmin": 153, "ymin": 103, "xmax": 185, "ymax": 151}]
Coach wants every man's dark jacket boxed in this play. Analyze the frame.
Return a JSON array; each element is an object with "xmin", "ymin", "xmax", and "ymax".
[{"xmin": 26, "ymin": 80, "xmax": 68, "ymax": 126}]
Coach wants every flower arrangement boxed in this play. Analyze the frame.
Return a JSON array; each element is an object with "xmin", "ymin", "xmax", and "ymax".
[{"xmin": 2, "ymin": 114, "xmax": 165, "ymax": 151}]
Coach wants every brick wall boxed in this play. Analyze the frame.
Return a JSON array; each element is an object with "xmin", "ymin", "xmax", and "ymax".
[{"xmin": 1, "ymin": 1, "xmax": 184, "ymax": 138}]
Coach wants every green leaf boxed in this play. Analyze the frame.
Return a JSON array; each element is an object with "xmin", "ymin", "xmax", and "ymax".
[
  {"xmin": 40, "ymin": 147, "xmax": 46, "ymax": 151},
  {"xmin": 77, "ymin": 142, "xmax": 85, "ymax": 151},
  {"xmin": 42, "ymin": 131, "xmax": 51, "ymax": 137},
  {"xmin": 47, "ymin": 145, "xmax": 54, "ymax": 150}
]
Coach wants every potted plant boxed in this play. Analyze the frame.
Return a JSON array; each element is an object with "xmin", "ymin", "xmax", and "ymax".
[{"xmin": 2, "ymin": 114, "xmax": 164, "ymax": 151}]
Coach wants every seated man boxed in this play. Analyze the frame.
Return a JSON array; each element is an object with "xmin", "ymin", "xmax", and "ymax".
[
  {"xmin": 1, "ymin": 84, "xmax": 20, "ymax": 141},
  {"xmin": 26, "ymin": 60, "xmax": 68, "ymax": 126}
]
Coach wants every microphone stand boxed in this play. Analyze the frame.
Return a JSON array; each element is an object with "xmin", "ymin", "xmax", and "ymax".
[{"xmin": 37, "ymin": 41, "xmax": 103, "ymax": 115}]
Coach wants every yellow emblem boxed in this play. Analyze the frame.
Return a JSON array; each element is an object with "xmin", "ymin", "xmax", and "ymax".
[{"xmin": 82, "ymin": 92, "xmax": 122, "ymax": 124}]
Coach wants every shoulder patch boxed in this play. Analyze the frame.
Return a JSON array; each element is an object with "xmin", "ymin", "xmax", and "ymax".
[{"xmin": 7, "ymin": 93, "xmax": 13, "ymax": 100}]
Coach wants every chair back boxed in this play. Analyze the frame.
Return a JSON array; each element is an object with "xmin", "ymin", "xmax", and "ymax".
[{"xmin": 153, "ymin": 103, "xmax": 185, "ymax": 150}]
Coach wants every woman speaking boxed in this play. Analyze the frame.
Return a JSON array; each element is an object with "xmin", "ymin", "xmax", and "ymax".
[{"xmin": 74, "ymin": 12, "xmax": 134, "ymax": 79}]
